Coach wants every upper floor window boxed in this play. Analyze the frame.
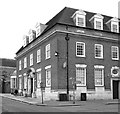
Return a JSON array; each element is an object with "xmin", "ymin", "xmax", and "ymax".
[
  {"xmin": 106, "ymin": 17, "xmax": 119, "ymax": 33},
  {"xmin": 76, "ymin": 42, "xmax": 85, "ymax": 57},
  {"xmin": 35, "ymin": 23, "xmax": 41, "ymax": 38},
  {"xmin": 112, "ymin": 24, "xmax": 118, "ymax": 33},
  {"xmin": 95, "ymin": 44, "xmax": 103, "ymax": 59},
  {"xmin": 111, "ymin": 46, "xmax": 119, "ymax": 60},
  {"xmin": 95, "ymin": 21, "xmax": 102, "ymax": 30},
  {"xmin": 45, "ymin": 44, "xmax": 50, "ymax": 59},
  {"xmin": 24, "ymin": 57, "xmax": 27, "ymax": 68},
  {"xmin": 90, "ymin": 13, "xmax": 104, "ymax": 30},
  {"xmin": 19, "ymin": 60, "xmax": 22, "ymax": 70},
  {"xmin": 94, "ymin": 65, "xmax": 104, "ymax": 86},
  {"xmin": 37, "ymin": 49, "xmax": 41, "ymax": 63},
  {"xmin": 72, "ymin": 9, "xmax": 86, "ymax": 27},
  {"xmin": 28, "ymin": 29, "xmax": 36, "ymax": 43},
  {"xmin": 76, "ymin": 64, "xmax": 87, "ymax": 86},
  {"xmin": 30, "ymin": 53, "xmax": 33, "ymax": 66}
]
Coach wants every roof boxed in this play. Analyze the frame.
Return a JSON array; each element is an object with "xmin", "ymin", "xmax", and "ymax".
[
  {"xmin": 16, "ymin": 7, "xmax": 120, "ymax": 55},
  {"xmin": 0, "ymin": 58, "xmax": 16, "ymax": 67}
]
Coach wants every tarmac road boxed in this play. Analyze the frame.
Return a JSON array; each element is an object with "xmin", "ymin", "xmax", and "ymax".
[
  {"xmin": 1, "ymin": 95, "xmax": 119, "ymax": 113},
  {"xmin": 1, "ymin": 97, "xmax": 65, "ymax": 112}
]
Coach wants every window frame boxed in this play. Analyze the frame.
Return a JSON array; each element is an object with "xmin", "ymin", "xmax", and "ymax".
[
  {"xmin": 45, "ymin": 65, "xmax": 51, "ymax": 87},
  {"xmin": 76, "ymin": 42, "xmax": 85, "ymax": 57},
  {"xmin": 30, "ymin": 53, "xmax": 33, "ymax": 66},
  {"xmin": 37, "ymin": 49, "xmax": 41, "ymax": 63},
  {"xmin": 94, "ymin": 44, "xmax": 103, "ymax": 59},
  {"xmin": 75, "ymin": 64, "xmax": 87, "ymax": 86},
  {"xmin": 94, "ymin": 18, "xmax": 103, "ymax": 30},
  {"xmin": 36, "ymin": 68, "xmax": 42, "ymax": 88},
  {"xmin": 111, "ymin": 46, "xmax": 119, "ymax": 60},
  {"xmin": 24, "ymin": 57, "xmax": 27, "ymax": 68},
  {"xmin": 76, "ymin": 15, "xmax": 86, "ymax": 27},
  {"xmin": 19, "ymin": 75, "xmax": 22, "ymax": 90},
  {"xmin": 94, "ymin": 65, "xmax": 104, "ymax": 86},
  {"xmin": 19, "ymin": 60, "xmax": 22, "ymax": 70},
  {"xmin": 45, "ymin": 44, "xmax": 50, "ymax": 59},
  {"xmin": 111, "ymin": 21, "xmax": 119, "ymax": 33}
]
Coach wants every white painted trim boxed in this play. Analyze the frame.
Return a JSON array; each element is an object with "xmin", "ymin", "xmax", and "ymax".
[
  {"xmin": 16, "ymin": 29, "xmax": 119, "ymax": 58},
  {"xmin": 45, "ymin": 43, "xmax": 51, "ymax": 60},
  {"xmin": 94, "ymin": 65, "xmax": 104, "ymax": 69},
  {"xmin": 76, "ymin": 65, "xmax": 87, "ymax": 86},
  {"xmin": 24, "ymin": 57, "xmax": 27, "ymax": 68},
  {"xmin": 30, "ymin": 53, "xmax": 33, "ymax": 66},
  {"xmin": 111, "ymin": 46, "xmax": 119, "ymax": 60},
  {"xmin": 45, "ymin": 65, "xmax": 51, "ymax": 70},
  {"xmin": 36, "ymin": 68, "xmax": 42, "ymax": 72},
  {"xmin": 94, "ymin": 44, "xmax": 103, "ymax": 59},
  {"xmin": 94, "ymin": 66, "xmax": 104, "ymax": 86},
  {"xmin": 37, "ymin": 49, "xmax": 41, "ymax": 63},
  {"xmin": 11, "ymin": 76, "xmax": 17, "ymax": 78},
  {"xmin": 75, "ymin": 64, "xmax": 87, "ymax": 68},
  {"xmin": 76, "ymin": 42, "xmax": 85, "ymax": 57},
  {"xmin": 19, "ymin": 75, "xmax": 22, "ymax": 77}
]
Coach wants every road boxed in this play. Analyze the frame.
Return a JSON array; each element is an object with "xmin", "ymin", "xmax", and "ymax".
[
  {"xmin": 1, "ymin": 96, "xmax": 119, "ymax": 113},
  {"xmin": 1, "ymin": 97, "xmax": 65, "ymax": 112}
]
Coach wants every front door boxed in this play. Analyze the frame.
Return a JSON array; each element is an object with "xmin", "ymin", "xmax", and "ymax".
[
  {"xmin": 113, "ymin": 80, "xmax": 119, "ymax": 99},
  {"xmin": 31, "ymin": 78, "xmax": 33, "ymax": 94}
]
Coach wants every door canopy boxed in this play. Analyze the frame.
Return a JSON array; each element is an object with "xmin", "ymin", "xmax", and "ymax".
[{"xmin": 27, "ymin": 68, "xmax": 35, "ymax": 78}]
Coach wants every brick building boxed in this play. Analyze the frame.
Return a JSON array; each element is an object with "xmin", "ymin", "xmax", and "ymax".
[
  {"xmin": 16, "ymin": 7, "xmax": 120, "ymax": 100},
  {"xmin": 0, "ymin": 58, "xmax": 16, "ymax": 93}
]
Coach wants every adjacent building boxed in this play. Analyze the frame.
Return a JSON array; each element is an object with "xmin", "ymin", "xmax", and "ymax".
[
  {"xmin": 16, "ymin": 7, "xmax": 120, "ymax": 100},
  {"xmin": 0, "ymin": 58, "xmax": 16, "ymax": 93}
]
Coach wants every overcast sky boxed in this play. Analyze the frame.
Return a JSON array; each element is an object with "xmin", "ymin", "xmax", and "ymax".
[{"xmin": 0, "ymin": 0, "xmax": 119, "ymax": 59}]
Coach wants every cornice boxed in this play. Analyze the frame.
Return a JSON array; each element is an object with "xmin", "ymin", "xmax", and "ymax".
[{"xmin": 16, "ymin": 27, "xmax": 119, "ymax": 58}]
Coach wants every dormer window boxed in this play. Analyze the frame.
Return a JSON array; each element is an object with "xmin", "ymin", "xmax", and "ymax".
[
  {"xmin": 28, "ymin": 29, "xmax": 36, "ymax": 43},
  {"xmin": 89, "ymin": 13, "xmax": 104, "ymax": 30},
  {"xmin": 35, "ymin": 22, "xmax": 47, "ymax": 38},
  {"xmin": 112, "ymin": 24, "xmax": 117, "ymax": 32},
  {"xmin": 72, "ymin": 9, "xmax": 86, "ymax": 27},
  {"xmin": 35, "ymin": 23, "xmax": 41, "ymax": 38},
  {"xmin": 106, "ymin": 17, "xmax": 119, "ymax": 33},
  {"xmin": 96, "ymin": 21, "xmax": 102, "ymax": 30},
  {"xmin": 23, "ymin": 35, "xmax": 29, "ymax": 47}
]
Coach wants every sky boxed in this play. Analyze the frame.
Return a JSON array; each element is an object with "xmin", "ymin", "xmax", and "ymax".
[{"xmin": 0, "ymin": 0, "xmax": 119, "ymax": 59}]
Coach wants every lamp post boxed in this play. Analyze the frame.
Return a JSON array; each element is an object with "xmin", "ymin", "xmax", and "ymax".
[
  {"xmin": 65, "ymin": 33, "xmax": 70, "ymax": 100},
  {"xmin": 55, "ymin": 33, "xmax": 70, "ymax": 101}
]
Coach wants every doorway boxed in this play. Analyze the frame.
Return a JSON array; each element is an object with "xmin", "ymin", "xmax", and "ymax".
[
  {"xmin": 113, "ymin": 80, "xmax": 119, "ymax": 99},
  {"xmin": 31, "ymin": 78, "xmax": 33, "ymax": 94}
]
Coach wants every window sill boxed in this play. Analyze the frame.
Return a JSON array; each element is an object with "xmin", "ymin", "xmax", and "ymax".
[
  {"xmin": 112, "ymin": 58, "xmax": 119, "ymax": 61},
  {"xmin": 76, "ymin": 55, "xmax": 86, "ymax": 58},
  {"xmin": 95, "ymin": 57, "xmax": 103, "ymax": 59}
]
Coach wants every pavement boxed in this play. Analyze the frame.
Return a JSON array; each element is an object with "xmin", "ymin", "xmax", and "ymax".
[{"xmin": 0, "ymin": 93, "xmax": 120, "ymax": 107}]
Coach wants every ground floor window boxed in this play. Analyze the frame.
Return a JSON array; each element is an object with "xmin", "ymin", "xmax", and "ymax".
[
  {"xmin": 24, "ymin": 76, "xmax": 27, "ymax": 89},
  {"xmin": 37, "ymin": 69, "xmax": 41, "ymax": 88},
  {"xmin": 11, "ymin": 77, "xmax": 16, "ymax": 88},
  {"xmin": 19, "ymin": 76, "xmax": 22, "ymax": 90},
  {"xmin": 45, "ymin": 65, "xmax": 51, "ymax": 87},
  {"xmin": 76, "ymin": 64, "xmax": 87, "ymax": 86},
  {"xmin": 94, "ymin": 65, "xmax": 104, "ymax": 86}
]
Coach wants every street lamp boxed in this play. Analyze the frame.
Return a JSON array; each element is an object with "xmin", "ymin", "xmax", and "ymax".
[
  {"xmin": 65, "ymin": 33, "xmax": 70, "ymax": 100},
  {"xmin": 54, "ymin": 33, "xmax": 70, "ymax": 101}
]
